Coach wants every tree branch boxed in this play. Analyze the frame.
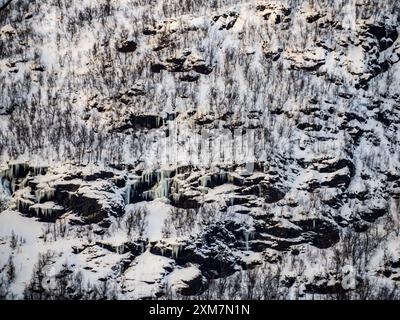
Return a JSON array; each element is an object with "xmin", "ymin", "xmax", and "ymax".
[{"xmin": 0, "ymin": 0, "xmax": 13, "ymax": 13}]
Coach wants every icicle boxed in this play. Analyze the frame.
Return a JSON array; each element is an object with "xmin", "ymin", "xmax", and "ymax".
[
  {"xmin": 243, "ymin": 230, "xmax": 250, "ymax": 251},
  {"xmin": 43, "ymin": 207, "xmax": 50, "ymax": 218},
  {"xmin": 173, "ymin": 192, "xmax": 181, "ymax": 203},
  {"xmin": 35, "ymin": 186, "xmax": 55, "ymax": 203},
  {"xmin": 16, "ymin": 197, "xmax": 32, "ymax": 213},
  {"xmin": 142, "ymin": 172, "xmax": 147, "ymax": 184},
  {"xmin": 31, "ymin": 202, "xmax": 63, "ymax": 219},
  {"xmin": 118, "ymin": 263, "xmax": 122, "ymax": 276},
  {"xmin": 243, "ymin": 229, "xmax": 255, "ymax": 251},
  {"xmin": 171, "ymin": 243, "xmax": 181, "ymax": 259},
  {"xmin": 116, "ymin": 244, "xmax": 124, "ymax": 255},
  {"xmin": 141, "ymin": 242, "xmax": 145, "ymax": 253},
  {"xmin": 124, "ymin": 183, "xmax": 131, "ymax": 204},
  {"xmin": 151, "ymin": 170, "xmax": 171, "ymax": 199},
  {"xmin": 32, "ymin": 166, "xmax": 47, "ymax": 176},
  {"xmin": 142, "ymin": 171, "xmax": 153, "ymax": 185},
  {"xmin": 143, "ymin": 190, "xmax": 153, "ymax": 201},
  {"xmin": 200, "ymin": 176, "xmax": 211, "ymax": 188},
  {"xmin": 171, "ymin": 180, "xmax": 183, "ymax": 200},
  {"xmin": 159, "ymin": 179, "xmax": 170, "ymax": 198}
]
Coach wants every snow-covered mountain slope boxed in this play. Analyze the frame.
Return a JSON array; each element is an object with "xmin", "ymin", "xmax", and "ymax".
[{"xmin": 0, "ymin": 0, "xmax": 400, "ymax": 299}]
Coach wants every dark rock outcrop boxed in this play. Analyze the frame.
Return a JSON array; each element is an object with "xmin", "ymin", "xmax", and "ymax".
[{"xmin": 116, "ymin": 40, "xmax": 137, "ymax": 53}]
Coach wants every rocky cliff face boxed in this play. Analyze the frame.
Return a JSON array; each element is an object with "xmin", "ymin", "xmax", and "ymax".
[{"xmin": 0, "ymin": 0, "xmax": 400, "ymax": 300}]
